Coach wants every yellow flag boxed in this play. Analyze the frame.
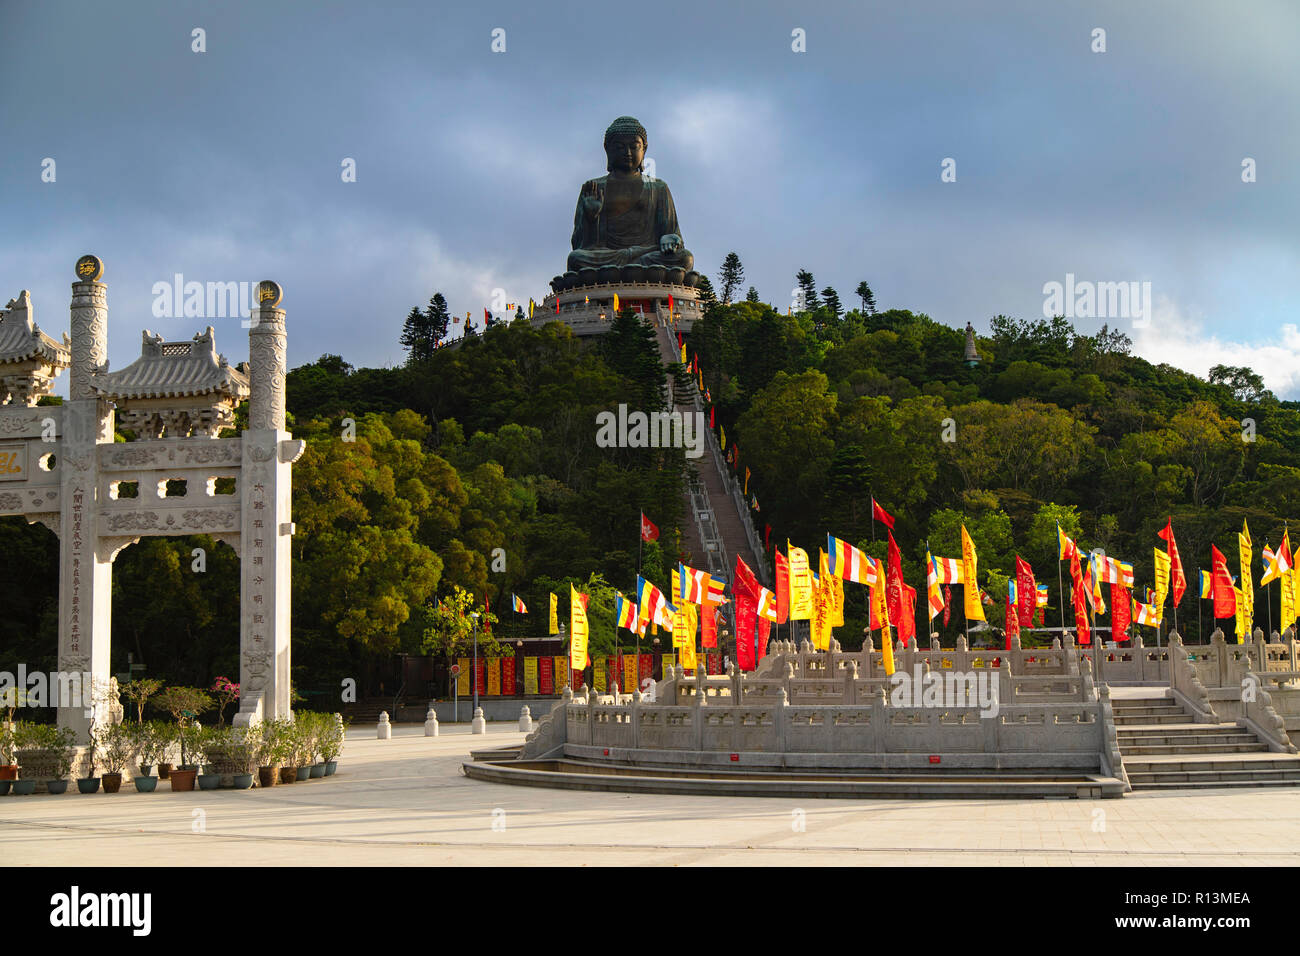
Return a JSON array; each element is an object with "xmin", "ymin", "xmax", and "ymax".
[
  {"xmin": 549, "ymin": 592, "xmax": 558, "ymax": 635},
  {"xmin": 569, "ymin": 584, "xmax": 588, "ymax": 672},
  {"xmin": 787, "ymin": 543, "xmax": 814, "ymax": 620},
  {"xmin": 673, "ymin": 602, "xmax": 698, "ymax": 669},
  {"xmin": 1281, "ymin": 535, "xmax": 1295, "ymax": 634},
  {"xmin": 613, "ymin": 293, "xmax": 620, "ymax": 312},
  {"xmin": 1234, "ymin": 587, "xmax": 1247, "ymax": 643},
  {"xmin": 1153, "ymin": 547, "xmax": 1171, "ymax": 613},
  {"xmin": 680, "ymin": 343, "xmax": 687, "ymax": 363},
  {"xmin": 720, "ymin": 427, "xmax": 726, "ymax": 451},
  {"xmin": 961, "ymin": 525, "xmax": 985, "ymax": 621},
  {"xmin": 1238, "ymin": 519, "xmax": 1253, "ymax": 639}
]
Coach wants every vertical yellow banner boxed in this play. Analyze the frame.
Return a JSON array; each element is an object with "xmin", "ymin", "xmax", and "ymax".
[
  {"xmin": 486, "ymin": 659, "xmax": 500, "ymax": 696},
  {"xmin": 624, "ymin": 655, "xmax": 638, "ymax": 694},
  {"xmin": 524, "ymin": 656, "xmax": 538, "ymax": 695},
  {"xmin": 569, "ymin": 584, "xmax": 589, "ymax": 672},
  {"xmin": 594, "ymin": 657, "xmax": 607, "ymax": 692},
  {"xmin": 788, "ymin": 545, "xmax": 814, "ymax": 620},
  {"xmin": 549, "ymin": 593, "xmax": 558, "ymax": 635},
  {"xmin": 554, "ymin": 656, "xmax": 569, "ymax": 691},
  {"xmin": 456, "ymin": 657, "xmax": 470, "ymax": 696}
]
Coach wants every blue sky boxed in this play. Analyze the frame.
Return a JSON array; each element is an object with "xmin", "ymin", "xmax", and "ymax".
[{"xmin": 2, "ymin": 0, "xmax": 1297, "ymax": 394}]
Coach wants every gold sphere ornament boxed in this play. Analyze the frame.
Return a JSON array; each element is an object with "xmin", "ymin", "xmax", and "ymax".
[
  {"xmin": 256, "ymin": 280, "xmax": 283, "ymax": 308},
  {"xmin": 75, "ymin": 255, "xmax": 104, "ymax": 282}
]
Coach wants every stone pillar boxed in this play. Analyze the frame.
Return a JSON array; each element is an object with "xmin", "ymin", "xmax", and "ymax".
[
  {"xmin": 235, "ymin": 288, "xmax": 302, "ymax": 727},
  {"xmin": 58, "ymin": 267, "xmax": 114, "ymax": 742}
]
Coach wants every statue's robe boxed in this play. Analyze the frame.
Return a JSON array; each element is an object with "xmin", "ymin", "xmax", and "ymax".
[{"xmin": 568, "ymin": 176, "xmax": 694, "ymax": 272}]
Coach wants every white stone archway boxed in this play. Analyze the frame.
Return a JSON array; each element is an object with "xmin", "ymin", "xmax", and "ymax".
[{"xmin": 0, "ymin": 258, "xmax": 301, "ymax": 740}]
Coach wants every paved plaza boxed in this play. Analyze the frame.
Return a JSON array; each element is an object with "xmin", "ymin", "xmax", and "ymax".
[{"xmin": 4, "ymin": 724, "xmax": 1299, "ymax": 866}]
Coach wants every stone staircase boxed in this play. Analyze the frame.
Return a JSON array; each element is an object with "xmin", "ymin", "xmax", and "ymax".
[
  {"xmin": 1113, "ymin": 693, "xmax": 1300, "ymax": 790},
  {"xmin": 653, "ymin": 322, "xmax": 762, "ymax": 582}
]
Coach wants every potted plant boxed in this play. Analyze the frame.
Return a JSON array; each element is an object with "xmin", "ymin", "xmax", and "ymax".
[
  {"xmin": 210, "ymin": 676, "xmax": 240, "ymax": 726},
  {"xmin": 255, "ymin": 719, "xmax": 282, "ymax": 788},
  {"xmin": 228, "ymin": 725, "xmax": 257, "ymax": 790},
  {"xmin": 196, "ymin": 725, "xmax": 222, "ymax": 790},
  {"xmin": 272, "ymin": 718, "xmax": 298, "ymax": 785},
  {"xmin": 120, "ymin": 678, "xmax": 163, "ymax": 724},
  {"xmin": 98, "ymin": 723, "xmax": 131, "ymax": 793},
  {"xmin": 153, "ymin": 686, "xmax": 213, "ymax": 792},
  {"xmin": 292, "ymin": 716, "xmax": 315, "ymax": 780},
  {"xmin": 320, "ymin": 713, "xmax": 346, "ymax": 775},
  {"xmin": 75, "ymin": 726, "xmax": 101, "ymax": 794},
  {"xmin": 128, "ymin": 723, "xmax": 162, "ymax": 791}
]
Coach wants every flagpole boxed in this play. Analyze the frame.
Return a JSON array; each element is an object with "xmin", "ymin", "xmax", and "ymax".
[{"xmin": 1057, "ymin": 559, "xmax": 1066, "ymax": 636}]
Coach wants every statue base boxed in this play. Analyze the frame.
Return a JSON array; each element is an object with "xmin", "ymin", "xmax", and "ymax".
[{"xmin": 534, "ymin": 281, "xmax": 701, "ymax": 338}]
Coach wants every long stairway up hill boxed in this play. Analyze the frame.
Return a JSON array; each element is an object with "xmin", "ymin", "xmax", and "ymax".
[{"xmin": 651, "ymin": 316, "xmax": 766, "ymax": 588}]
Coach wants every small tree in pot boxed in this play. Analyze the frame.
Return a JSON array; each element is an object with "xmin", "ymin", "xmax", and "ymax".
[
  {"xmin": 152, "ymin": 687, "xmax": 213, "ymax": 769},
  {"xmin": 100, "ymin": 723, "xmax": 131, "ymax": 793},
  {"xmin": 120, "ymin": 678, "xmax": 163, "ymax": 724}
]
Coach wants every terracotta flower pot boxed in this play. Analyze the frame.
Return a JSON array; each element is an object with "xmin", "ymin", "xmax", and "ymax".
[
  {"xmin": 258, "ymin": 767, "xmax": 277, "ymax": 788},
  {"xmin": 278, "ymin": 766, "xmax": 297, "ymax": 785},
  {"xmin": 102, "ymin": 772, "xmax": 122, "ymax": 793},
  {"xmin": 157, "ymin": 763, "xmax": 173, "ymax": 780},
  {"xmin": 168, "ymin": 769, "xmax": 197, "ymax": 792},
  {"xmin": 0, "ymin": 765, "xmax": 18, "ymax": 780}
]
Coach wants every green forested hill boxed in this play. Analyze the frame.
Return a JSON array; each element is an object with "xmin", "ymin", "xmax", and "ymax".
[{"xmin": 3, "ymin": 299, "xmax": 1297, "ymax": 696}]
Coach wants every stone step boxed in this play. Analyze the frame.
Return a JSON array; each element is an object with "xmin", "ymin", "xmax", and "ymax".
[
  {"xmin": 1112, "ymin": 704, "xmax": 1186, "ymax": 715},
  {"xmin": 1114, "ymin": 713, "xmax": 1191, "ymax": 724},
  {"xmin": 1117, "ymin": 733, "xmax": 1257, "ymax": 748},
  {"xmin": 1133, "ymin": 778, "xmax": 1300, "ymax": 790},
  {"xmin": 1128, "ymin": 767, "xmax": 1300, "ymax": 786},
  {"xmin": 1120, "ymin": 741, "xmax": 1269, "ymax": 755},
  {"xmin": 1124, "ymin": 756, "xmax": 1300, "ymax": 774}
]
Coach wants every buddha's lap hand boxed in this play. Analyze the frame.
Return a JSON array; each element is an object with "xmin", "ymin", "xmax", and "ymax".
[{"xmin": 660, "ymin": 234, "xmax": 682, "ymax": 254}]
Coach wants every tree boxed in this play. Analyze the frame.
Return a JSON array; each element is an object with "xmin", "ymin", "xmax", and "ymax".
[
  {"xmin": 400, "ymin": 306, "xmax": 433, "ymax": 363},
  {"xmin": 425, "ymin": 293, "xmax": 451, "ymax": 346},
  {"xmin": 821, "ymin": 287, "xmax": 843, "ymax": 319},
  {"xmin": 1209, "ymin": 365, "xmax": 1272, "ymax": 404},
  {"xmin": 796, "ymin": 270, "xmax": 819, "ymax": 312},
  {"xmin": 855, "ymin": 281, "xmax": 876, "ymax": 315},
  {"xmin": 746, "ymin": 286, "xmax": 760, "ymax": 303},
  {"xmin": 696, "ymin": 275, "xmax": 717, "ymax": 304},
  {"xmin": 718, "ymin": 252, "xmax": 745, "ymax": 305}
]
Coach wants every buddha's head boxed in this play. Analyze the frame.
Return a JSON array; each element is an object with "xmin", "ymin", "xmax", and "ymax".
[{"xmin": 604, "ymin": 115, "xmax": 647, "ymax": 173}]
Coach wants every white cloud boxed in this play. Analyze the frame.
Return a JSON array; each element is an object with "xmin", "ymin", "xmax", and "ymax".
[{"xmin": 1131, "ymin": 296, "xmax": 1300, "ymax": 399}]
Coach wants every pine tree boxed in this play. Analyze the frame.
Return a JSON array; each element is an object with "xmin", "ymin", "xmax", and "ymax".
[
  {"xmin": 746, "ymin": 286, "xmax": 760, "ymax": 303},
  {"xmin": 696, "ymin": 275, "xmax": 717, "ymax": 304},
  {"xmin": 425, "ymin": 293, "xmax": 451, "ymax": 344},
  {"xmin": 821, "ymin": 286, "xmax": 843, "ymax": 319},
  {"xmin": 796, "ymin": 270, "xmax": 819, "ymax": 312},
  {"xmin": 855, "ymin": 280, "xmax": 877, "ymax": 316},
  {"xmin": 718, "ymin": 252, "xmax": 745, "ymax": 305},
  {"xmin": 400, "ymin": 306, "xmax": 433, "ymax": 363}
]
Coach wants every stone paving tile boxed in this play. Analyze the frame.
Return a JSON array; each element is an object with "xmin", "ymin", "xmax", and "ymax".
[{"xmin": 3, "ymin": 725, "xmax": 1300, "ymax": 866}]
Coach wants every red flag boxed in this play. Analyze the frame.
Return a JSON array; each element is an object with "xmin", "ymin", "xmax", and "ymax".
[
  {"xmin": 1211, "ymin": 544, "xmax": 1237, "ymax": 619},
  {"xmin": 701, "ymin": 603, "xmax": 717, "ymax": 648},
  {"xmin": 677, "ymin": 331, "xmax": 682, "ymax": 348},
  {"xmin": 709, "ymin": 406, "xmax": 715, "ymax": 428},
  {"xmin": 668, "ymin": 293, "xmax": 674, "ymax": 315},
  {"xmin": 1157, "ymin": 518, "xmax": 1187, "ymax": 607},
  {"xmin": 1110, "ymin": 581, "xmax": 1131, "ymax": 641},
  {"xmin": 764, "ymin": 523, "xmax": 772, "ymax": 551},
  {"xmin": 943, "ymin": 585, "xmax": 952, "ymax": 628},
  {"xmin": 734, "ymin": 554, "xmax": 761, "ymax": 598},
  {"xmin": 886, "ymin": 532, "xmax": 914, "ymax": 647},
  {"xmin": 774, "ymin": 549, "xmax": 790, "ymax": 624},
  {"xmin": 640, "ymin": 512, "xmax": 659, "ymax": 542},
  {"xmin": 483, "ymin": 595, "xmax": 491, "ymax": 634},
  {"xmin": 756, "ymin": 616, "xmax": 771, "ymax": 660},
  {"xmin": 872, "ymin": 498, "xmax": 896, "ymax": 530},
  {"xmin": 1015, "ymin": 556, "xmax": 1037, "ymax": 628},
  {"xmin": 577, "ymin": 592, "xmax": 589, "ymax": 611},
  {"xmin": 484, "ymin": 307, "xmax": 490, "ymax": 323},
  {"xmin": 1005, "ymin": 591, "xmax": 1019, "ymax": 649},
  {"xmin": 1069, "ymin": 549, "xmax": 1090, "ymax": 644},
  {"xmin": 555, "ymin": 298, "xmax": 559, "ymax": 314},
  {"xmin": 735, "ymin": 590, "xmax": 757, "ymax": 671}
]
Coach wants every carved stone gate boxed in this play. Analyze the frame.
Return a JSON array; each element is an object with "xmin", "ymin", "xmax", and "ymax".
[{"xmin": 0, "ymin": 257, "xmax": 301, "ymax": 739}]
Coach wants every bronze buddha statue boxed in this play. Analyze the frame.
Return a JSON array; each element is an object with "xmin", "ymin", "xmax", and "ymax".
[{"xmin": 565, "ymin": 116, "xmax": 695, "ymax": 277}]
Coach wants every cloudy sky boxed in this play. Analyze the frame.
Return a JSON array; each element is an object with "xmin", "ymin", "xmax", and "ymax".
[{"xmin": 2, "ymin": 0, "xmax": 1296, "ymax": 395}]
